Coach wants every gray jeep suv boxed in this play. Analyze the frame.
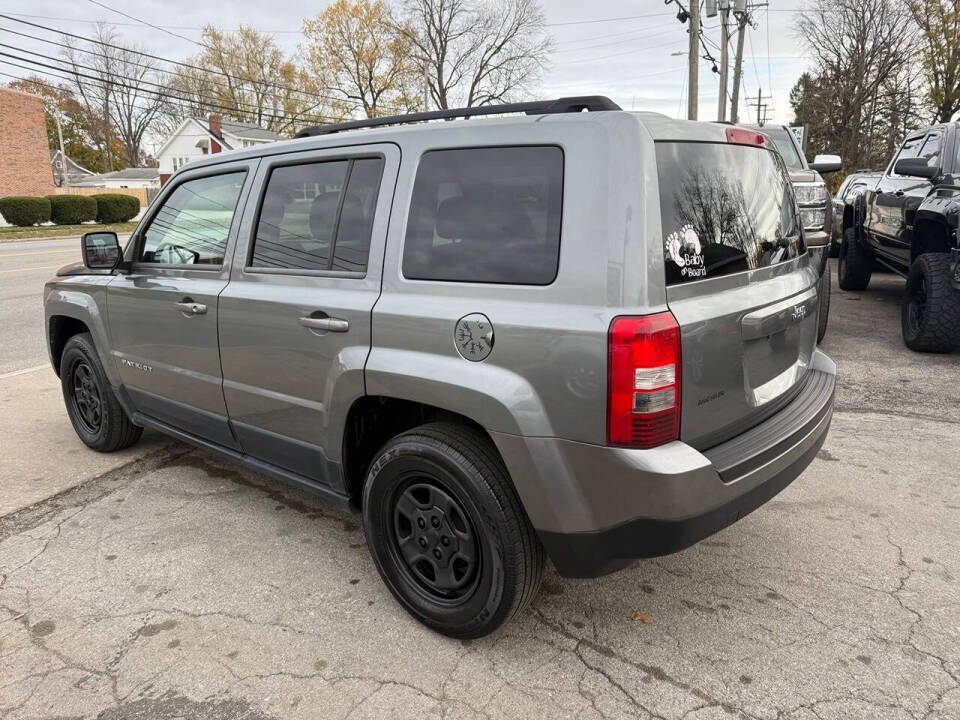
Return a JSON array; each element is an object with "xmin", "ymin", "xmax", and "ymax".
[{"xmin": 45, "ymin": 97, "xmax": 836, "ymax": 638}]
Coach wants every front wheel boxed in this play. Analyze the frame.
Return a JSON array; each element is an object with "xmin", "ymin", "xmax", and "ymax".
[
  {"xmin": 362, "ymin": 422, "xmax": 544, "ymax": 638},
  {"xmin": 61, "ymin": 333, "xmax": 143, "ymax": 452},
  {"xmin": 838, "ymin": 227, "xmax": 873, "ymax": 291},
  {"xmin": 901, "ymin": 253, "xmax": 960, "ymax": 353}
]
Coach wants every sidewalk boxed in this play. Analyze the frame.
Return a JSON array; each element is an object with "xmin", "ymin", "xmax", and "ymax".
[{"xmin": 0, "ymin": 366, "xmax": 170, "ymax": 516}]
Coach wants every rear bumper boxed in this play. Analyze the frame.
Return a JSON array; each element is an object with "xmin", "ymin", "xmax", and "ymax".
[{"xmin": 492, "ymin": 350, "xmax": 836, "ymax": 578}]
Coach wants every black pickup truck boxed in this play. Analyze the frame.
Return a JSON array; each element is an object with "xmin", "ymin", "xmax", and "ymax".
[{"xmin": 838, "ymin": 123, "xmax": 960, "ymax": 352}]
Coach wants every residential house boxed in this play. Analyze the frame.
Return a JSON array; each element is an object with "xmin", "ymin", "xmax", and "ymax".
[
  {"xmin": 0, "ymin": 87, "xmax": 55, "ymax": 196},
  {"xmin": 155, "ymin": 115, "xmax": 281, "ymax": 184},
  {"xmin": 72, "ymin": 168, "xmax": 160, "ymax": 190}
]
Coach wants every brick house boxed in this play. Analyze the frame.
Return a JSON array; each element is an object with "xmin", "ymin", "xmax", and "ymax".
[{"xmin": 0, "ymin": 87, "xmax": 55, "ymax": 197}]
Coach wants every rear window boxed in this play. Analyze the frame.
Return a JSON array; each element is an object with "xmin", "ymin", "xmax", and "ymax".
[
  {"xmin": 656, "ymin": 142, "xmax": 803, "ymax": 285},
  {"xmin": 402, "ymin": 146, "xmax": 563, "ymax": 285}
]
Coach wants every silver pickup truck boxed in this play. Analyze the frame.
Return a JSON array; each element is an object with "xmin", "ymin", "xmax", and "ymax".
[{"xmin": 45, "ymin": 97, "xmax": 836, "ymax": 637}]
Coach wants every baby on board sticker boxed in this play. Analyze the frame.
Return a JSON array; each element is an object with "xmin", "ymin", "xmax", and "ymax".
[{"xmin": 666, "ymin": 224, "xmax": 706, "ymax": 278}]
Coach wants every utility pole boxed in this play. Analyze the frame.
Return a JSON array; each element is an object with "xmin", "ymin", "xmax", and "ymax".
[
  {"xmin": 687, "ymin": 0, "xmax": 700, "ymax": 120},
  {"xmin": 748, "ymin": 88, "xmax": 773, "ymax": 125},
  {"xmin": 717, "ymin": 4, "xmax": 730, "ymax": 122},
  {"xmin": 729, "ymin": 10, "xmax": 748, "ymax": 123}
]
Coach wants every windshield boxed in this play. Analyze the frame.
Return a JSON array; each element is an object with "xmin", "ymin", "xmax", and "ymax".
[{"xmin": 656, "ymin": 141, "xmax": 803, "ymax": 285}]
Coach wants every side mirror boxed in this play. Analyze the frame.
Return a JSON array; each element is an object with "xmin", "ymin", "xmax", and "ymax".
[
  {"xmin": 810, "ymin": 154, "xmax": 842, "ymax": 174},
  {"xmin": 893, "ymin": 157, "xmax": 940, "ymax": 179},
  {"xmin": 82, "ymin": 232, "xmax": 121, "ymax": 269}
]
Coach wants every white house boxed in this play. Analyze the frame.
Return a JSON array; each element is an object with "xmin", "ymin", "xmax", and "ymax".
[
  {"xmin": 72, "ymin": 167, "xmax": 160, "ymax": 189},
  {"xmin": 155, "ymin": 115, "xmax": 281, "ymax": 184}
]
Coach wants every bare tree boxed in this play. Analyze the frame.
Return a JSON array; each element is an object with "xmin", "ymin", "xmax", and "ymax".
[
  {"xmin": 795, "ymin": 0, "xmax": 916, "ymax": 170},
  {"xmin": 62, "ymin": 24, "xmax": 166, "ymax": 168},
  {"xmin": 398, "ymin": 0, "xmax": 550, "ymax": 109}
]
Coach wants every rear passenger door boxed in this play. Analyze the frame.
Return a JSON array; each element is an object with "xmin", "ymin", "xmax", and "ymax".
[
  {"xmin": 218, "ymin": 144, "xmax": 398, "ymax": 488},
  {"xmin": 108, "ymin": 162, "xmax": 256, "ymax": 448}
]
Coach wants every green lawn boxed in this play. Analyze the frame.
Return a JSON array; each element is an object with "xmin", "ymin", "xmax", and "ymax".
[{"xmin": 0, "ymin": 222, "xmax": 138, "ymax": 242}]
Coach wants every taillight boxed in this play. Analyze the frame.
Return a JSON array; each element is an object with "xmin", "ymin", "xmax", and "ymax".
[
  {"xmin": 725, "ymin": 127, "xmax": 766, "ymax": 147},
  {"xmin": 607, "ymin": 312, "xmax": 681, "ymax": 448}
]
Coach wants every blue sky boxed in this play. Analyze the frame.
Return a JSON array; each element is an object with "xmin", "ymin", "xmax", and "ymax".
[{"xmin": 1, "ymin": 0, "xmax": 810, "ymax": 127}]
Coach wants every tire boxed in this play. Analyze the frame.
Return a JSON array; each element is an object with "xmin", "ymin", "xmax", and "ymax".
[
  {"xmin": 817, "ymin": 263, "xmax": 831, "ymax": 344},
  {"xmin": 838, "ymin": 226, "xmax": 873, "ymax": 291},
  {"xmin": 901, "ymin": 253, "xmax": 960, "ymax": 353},
  {"xmin": 362, "ymin": 422, "xmax": 544, "ymax": 639},
  {"xmin": 60, "ymin": 333, "xmax": 143, "ymax": 452}
]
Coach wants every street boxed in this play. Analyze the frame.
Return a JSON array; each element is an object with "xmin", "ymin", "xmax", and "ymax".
[{"xmin": 0, "ymin": 259, "xmax": 958, "ymax": 719}]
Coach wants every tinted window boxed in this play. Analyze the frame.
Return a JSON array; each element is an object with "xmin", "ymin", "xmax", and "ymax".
[
  {"xmin": 919, "ymin": 131, "xmax": 942, "ymax": 166},
  {"xmin": 333, "ymin": 158, "xmax": 383, "ymax": 271},
  {"xmin": 890, "ymin": 136, "xmax": 924, "ymax": 177},
  {"xmin": 761, "ymin": 127, "xmax": 803, "ymax": 169},
  {"xmin": 656, "ymin": 142, "xmax": 802, "ymax": 285},
  {"xmin": 402, "ymin": 146, "xmax": 563, "ymax": 284},
  {"xmin": 251, "ymin": 158, "xmax": 382, "ymax": 272},
  {"xmin": 141, "ymin": 172, "xmax": 245, "ymax": 265}
]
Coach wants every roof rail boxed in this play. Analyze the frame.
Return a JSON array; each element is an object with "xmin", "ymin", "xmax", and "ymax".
[{"xmin": 295, "ymin": 95, "xmax": 622, "ymax": 138}]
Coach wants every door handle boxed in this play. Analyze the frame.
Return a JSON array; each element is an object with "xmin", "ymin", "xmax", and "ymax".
[
  {"xmin": 894, "ymin": 190, "xmax": 905, "ymax": 197},
  {"xmin": 299, "ymin": 316, "xmax": 349, "ymax": 332},
  {"xmin": 175, "ymin": 300, "xmax": 207, "ymax": 315}
]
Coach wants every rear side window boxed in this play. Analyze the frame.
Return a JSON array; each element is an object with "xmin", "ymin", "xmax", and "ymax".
[
  {"xmin": 402, "ymin": 146, "xmax": 563, "ymax": 284},
  {"xmin": 656, "ymin": 142, "xmax": 802, "ymax": 285},
  {"xmin": 251, "ymin": 157, "xmax": 384, "ymax": 272}
]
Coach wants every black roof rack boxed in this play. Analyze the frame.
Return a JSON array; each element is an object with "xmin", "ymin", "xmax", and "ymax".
[{"xmin": 295, "ymin": 95, "xmax": 622, "ymax": 138}]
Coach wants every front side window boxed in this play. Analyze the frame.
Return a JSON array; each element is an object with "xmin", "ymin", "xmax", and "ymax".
[
  {"xmin": 140, "ymin": 172, "xmax": 246, "ymax": 265},
  {"xmin": 762, "ymin": 127, "xmax": 804, "ymax": 169},
  {"xmin": 919, "ymin": 131, "xmax": 942, "ymax": 167},
  {"xmin": 250, "ymin": 157, "xmax": 383, "ymax": 272},
  {"xmin": 889, "ymin": 136, "xmax": 924, "ymax": 177},
  {"xmin": 402, "ymin": 146, "xmax": 564, "ymax": 285},
  {"xmin": 656, "ymin": 142, "xmax": 802, "ymax": 285}
]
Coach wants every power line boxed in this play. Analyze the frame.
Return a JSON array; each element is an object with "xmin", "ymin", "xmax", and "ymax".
[
  {"xmin": 0, "ymin": 14, "xmax": 393, "ymax": 113},
  {"xmin": 0, "ymin": 56, "xmax": 330, "ymax": 129},
  {"xmin": 0, "ymin": 41, "xmax": 337, "ymax": 126},
  {"xmin": 545, "ymin": 12, "xmax": 674, "ymax": 27}
]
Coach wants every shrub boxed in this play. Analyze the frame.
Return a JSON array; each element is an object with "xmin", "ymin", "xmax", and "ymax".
[
  {"xmin": 46, "ymin": 195, "xmax": 97, "ymax": 225},
  {"xmin": 0, "ymin": 196, "xmax": 51, "ymax": 226},
  {"xmin": 91, "ymin": 194, "xmax": 140, "ymax": 223}
]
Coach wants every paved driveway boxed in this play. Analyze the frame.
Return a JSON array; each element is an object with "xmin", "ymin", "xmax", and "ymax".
[{"xmin": 1, "ymin": 263, "xmax": 958, "ymax": 719}]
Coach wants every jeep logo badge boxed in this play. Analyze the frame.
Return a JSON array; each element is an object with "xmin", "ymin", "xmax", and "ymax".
[{"xmin": 455, "ymin": 313, "xmax": 494, "ymax": 362}]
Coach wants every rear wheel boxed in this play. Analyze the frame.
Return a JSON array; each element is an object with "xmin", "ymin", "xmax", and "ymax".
[
  {"xmin": 61, "ymin": 333, "xmax": 142, "ymax": 452},
  {"xmin": 838, "ymin": 227, "xmax": 873, "ymax": 291},
  {"xmin": 901, "ymin": 253, "xmax": 960, "ymax": 353},
  {"xmin": 362, "ymin": 422, "xmax": 543, "ymax": 638},
  {"xmin": 817, "ymin": 263, "xmax": 831, "ymax": 344}
]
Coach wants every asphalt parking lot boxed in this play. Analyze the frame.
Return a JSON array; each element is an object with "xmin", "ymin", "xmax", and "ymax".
[{"xmin": 1, "ymin": 255, "xmax": 958, "ymax": 719}]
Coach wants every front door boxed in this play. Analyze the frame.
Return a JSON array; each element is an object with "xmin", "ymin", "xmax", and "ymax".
[
  {"xmin": 870, "ymin": 134, "xmax": 926, "ymax": 261},
  {"xmin": 108, "ymin": 161, "xmax": 257, "ymax": 447},
  {"xmin": 218, "ymin": 144, "xmax": 398, "ymax": 487}
]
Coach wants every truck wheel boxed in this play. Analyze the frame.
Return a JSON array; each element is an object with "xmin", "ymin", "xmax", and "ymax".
[
  {"xmin": 838, "ymin": 227, "xmax": 872, "ymax": 291},
  {"xmin": 817, "ymin": 263, "xmax": 831, "ymax": 344},
  {"xmin": 61, "ymin": 333, "xmax": 143, "ymax": 452},
  {"xmin": 901, "ymin": 253, "xmax": 960, "ymax": 353},
  {"xmin": 362, "ymin": 422, "xmax": 544, "ymax": 638}
]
